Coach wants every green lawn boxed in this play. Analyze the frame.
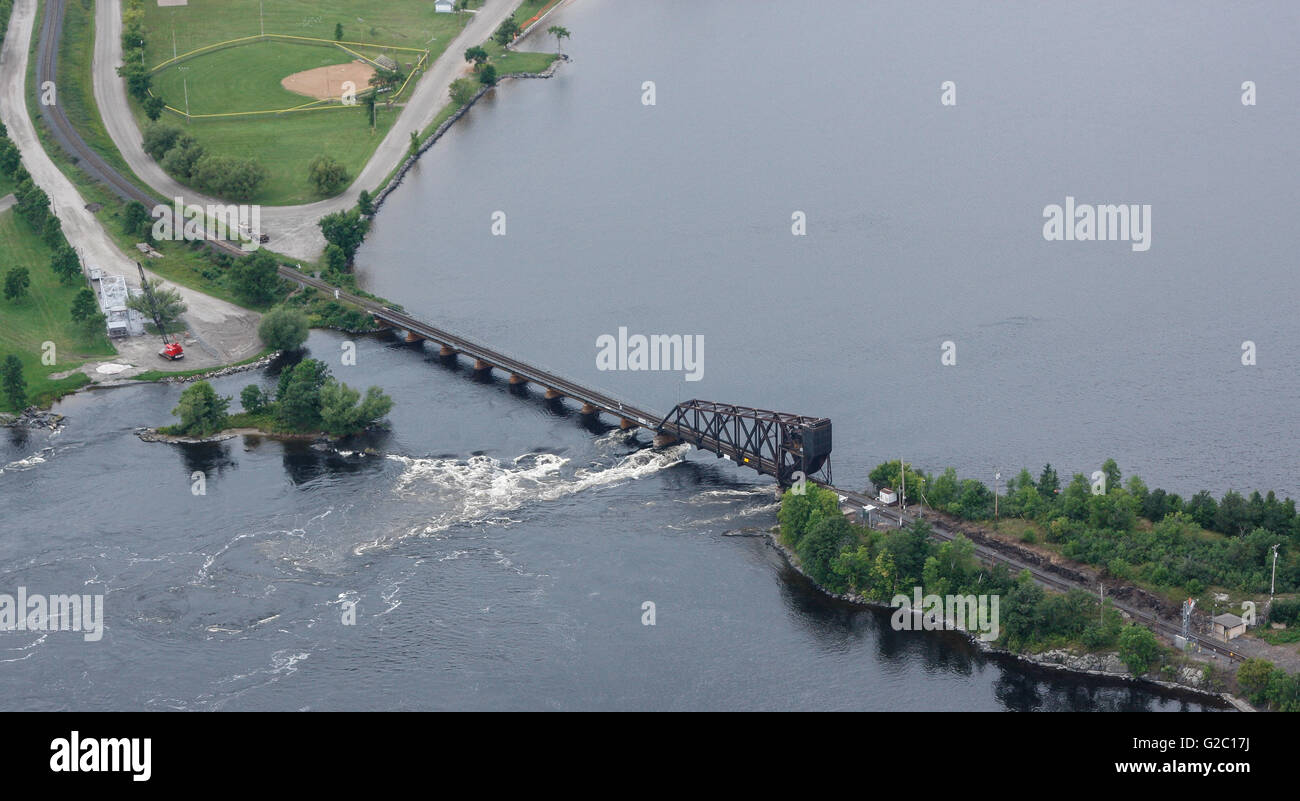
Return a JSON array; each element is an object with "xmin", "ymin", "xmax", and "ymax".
[
  {"xmin": 132, "ymin": 0, "xmax": 474, "ymax": 204},
  {"xmin": 0, "ymin": 210, "xmax": 115, "ymax": 412},
  {"xmin": 142, "ymin": 0, "xmax": 467, "ymax": 68},
  {"xmin": 152, "ymin": 40, "xmax": 355, "ymax": 116}
]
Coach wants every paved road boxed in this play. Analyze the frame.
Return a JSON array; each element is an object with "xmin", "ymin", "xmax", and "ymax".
[
  {"xmin": 1, "ymin": 0, "xmax": 261, "ymax": 372},
  {"xmin": 95, "ymin": 0, "xmax": 521, "ymax": 261},
  {"xmin": 0, "ymin": 193, "xmax": 14, "ymax": 214}
]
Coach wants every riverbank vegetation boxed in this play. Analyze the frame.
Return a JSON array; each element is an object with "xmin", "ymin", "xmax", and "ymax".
[
  {"xmin": 778, "ymin": 485, "xmax": 1178, "ymax": 676},
  {"xmin": 869, "ymin": 459, "xmax": 1300, "ymax": 607},
  {"xmin": 1235, "ymin": 656, "xmax": 1300, "ymax": 711},
  {"xmin": 162, "ymin": 358, "xmax": 393, "ymax": 438}
]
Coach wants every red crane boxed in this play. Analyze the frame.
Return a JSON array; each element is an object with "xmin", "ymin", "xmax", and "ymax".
[{"xmin": 136, "ymin": 262, "xmax": 183, "ymax": 360}]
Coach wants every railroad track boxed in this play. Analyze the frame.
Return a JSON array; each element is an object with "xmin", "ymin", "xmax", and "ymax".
[{"xmin": 831, "ymin": 486, "xmax": 1244, "ymax": 662}]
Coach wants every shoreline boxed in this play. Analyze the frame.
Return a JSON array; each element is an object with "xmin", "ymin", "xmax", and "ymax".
[{"xmin": 760, "ymin": 521, "xmax": 1248, "ymax": 710}]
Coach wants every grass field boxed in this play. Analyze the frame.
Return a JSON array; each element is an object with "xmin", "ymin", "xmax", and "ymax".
[
  {"xmin": 152, "ymin": 40, "xmax": 357, "ymax": 115},
  {"xmin": 132, "ymin": 0, "xmax": 474, "ymax": 204},
  {"xmin": 0, "ymin": 209, "xmax": 115, "ymax": 412},
  {"xmin": 142, "ymin": 0, "xmax": 467, "ymax": 68}
]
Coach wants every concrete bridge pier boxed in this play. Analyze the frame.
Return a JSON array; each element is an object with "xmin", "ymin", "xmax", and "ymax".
[
  {"xmin": 371, "ymin": 316, "xmax": 392, "ymax": 330},
  {"xmin": 509, "ymin": 374, "xmax": 528, "ymax": 385},
  {"xmin": 438, "ymin": 344, "xmax": 457, "ymax": 359},
  {"xmin": 405, "ymin": 331, "xmax": 424, "ymax": 344},
  {"xmin": 619, "ymin": 418, "xmax": 637, "ymax": 430},
  {"xmin": 653, "ymin": 433, "xmax": 680, "ymax": 447},
  {"xmin": 545, "ymin": 389, "xmax": 564, "ymax": 400},
  {"xmin": 578, "ymin": 402, "xmax": 597, "ymax": 415}
]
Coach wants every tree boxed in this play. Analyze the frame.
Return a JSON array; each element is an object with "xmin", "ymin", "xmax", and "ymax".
[
  {"xmin": 463, "ymin": 46, "xmax": 488, "ymax": 70},
  {"xmin": 70, "ymin": 288, "xmax": 99, "ymax": 325},
  {"xmin": 357, "ymin": 189, "xmax": 374, "ymax": 216},
  {"xmin": 117, "ymin": 60, "xmax": 151, "ymax": 102},
  {"xmin": 230, "ymin": 248, "xmax": 282, "ymax": 305},
  {"xmin": 493, "ymin": 18, "xmax": 520, "ymax": 46},
  {"xmin": 275, "ymin": 358, "xmax": 331, "ymax": 431},
  {"xmin": 408, "ymin": 130, "xmax": 420, "ymax": 157},
  {"xmin": 49, "ymin": 244, "xmax": 81, "ymax": 285},
  {"xmin": 1117, "ymin": 624, "xmax": 1161, "ymax": 675},
  {"xmin": 1185, "ymin": 490, "xmax": 1218, "ymax": 531},
  {"xmin": 258, "ymin": 307, "xmax": 310, "ymax": 351},
  {"xmin": 547, "ymin": 25, "xmax": 570, "ymax": 54},
  {"xmin": 240, "ymin": 384, "xmax": 268, "ymax": 414},
  {"xmin": 70, "ymin": 288, "xmax": 98, "ymax": 321},
  {"xmin": 449, "ymin": 77, "xmax": 478, "ymax": 106},
  {"xmin": 4, "ymin": 268, "xmax": 31, "ymax": 301},
  {"xmin": 1, "ymin": 355, "xmax": 26, "ymax": 411},
  {"xmin": 0, "ymin": 137, "xmax": 20, "ymax": 176},
  {"xmin": 777, "ymin": 484, "xmax": 839, "ymax": 547},
  {"xmin": 142, "ymin": 123, "xmax": 182, "ymax": 160},
  {"xmin": 170, "ymin": 381, "xmax": 231, "ymax": 436},
  {"xmin": 868, "ymin": 460, "xmax": 926, "ymax": 505},
  {"xmin": 324, "ymin": 243, "xmax": 348, "ymax": 273},
  {"xmin": 160, "ymin": 137, "xmax": 206, "ymax": 180},
  {"xmin": 41, "ymin": 214, "xmax": 64, "ymax": 249},
  {"xmin": 127, "ymin": 278, "xmax": 187, "ymax": 330},
  {"xmin": 478, "ymin": 63, "xmax": 497, "ymax": 86},
  {"xmin": 1100, "ymin": 458, "xmax": 1121, "ymax": 493},
  {"xmin": 308, "ymin": 154, "xmax": 350, "ymax": 195},
  {"xmin": 318, "ymin": 208, "xmax": 370, "ymax": 263},
  {"xmin": 1037, "ymin": 463, "xmax": 1060, "ymax": 499},
  {"xmin": 369, "ymin": 67, "xmax": 404, "ymax": 100},
  {"xmin": 319, "ymin": 380, "xmax": 394, "ymax": 436},
  {"xmin": 190, "ymin": 154, "xmax": 267, "ymax": 200},
  {"xmin": 123, "ymin": 200, "xmax": 152, "ymax": 238},
  {"xmin": 1215, "ymin": 490, "xmax": 1249, "ymax": 536},
  {"xmin": 334, "ymin": 23, "xmax": 344, "ymax": 41},
  {"xmin": 796, "ymin": 513, "xmax": 855, "ymax": 591},
  {"xmin": 1237, "ymin": 658, "xmax": 1274, "ymax": 704},
  {"xmin": 144, "ymin": 94, "xmax": 166, "ymax": 121}
]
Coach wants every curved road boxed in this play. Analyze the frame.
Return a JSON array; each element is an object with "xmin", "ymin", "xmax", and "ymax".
[
  {"xmin": 2, "ymin": 0, "xmax": 260, "ymax": 370},
  {"xmin": 94, "ymin": 0, "xmax": 523, "ymax": 261}
]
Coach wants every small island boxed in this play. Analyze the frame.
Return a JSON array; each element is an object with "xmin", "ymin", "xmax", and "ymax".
[{"xmin": 142, "ymin": 356, "xmax": 394, "ymax": 442}]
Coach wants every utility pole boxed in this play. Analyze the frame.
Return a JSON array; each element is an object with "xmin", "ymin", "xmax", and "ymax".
[
  {"xmin": 260, "ymin": 1, "xmax": 265, "ymax": 37},
  {"xmin": 172, "ymin": 26, "xmax": 177, "ymax": 61},
  {"xmin": 183, "ymin": 78, "xmax": 190, "ymax": 121},
  {"xmin": 1271, "ymin": 543, "xmax": 1280, "ymax": 609},
  {"xmin": 994, "ymin": 469, "xmax": 1000, "ymax": 522},
  {"xmin": 899, "ymin": 458, "xmax": 905, "ymax": 527}
]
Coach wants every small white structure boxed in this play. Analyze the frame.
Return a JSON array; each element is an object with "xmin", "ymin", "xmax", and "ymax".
[
  {"xmin": 434, "ymin": 1, "xmax": 455, "ymax": 14},
  {"xmin": 878, "ymin": 488, "xmax": 898, "ymax": 505},
  {"xmin": 98, "ymin": 274, "xmax": 146, "ymax": 338},
  {"xmin": 1212, "ymin": 613, "xmax": 1246, "ymax": 642}
]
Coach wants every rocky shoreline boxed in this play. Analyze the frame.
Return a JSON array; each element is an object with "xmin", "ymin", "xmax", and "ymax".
[
  {"xmin": 149, "ymin": 352, "xmax": 280, "ymax": 384},
  {"xmin": 760, "ymin": 525, "xmax": 1249, "ymax": 710},
  {"xmin": 1, "ymin": 407, "xmax": 66, "ymax": 430},
  {"xmin": 135, "ymin": 426, "xmax": 325, "ymax": 445},
  {"xmin": 371, "ymin": 55, "xmax": 570, "ymax": 214}
]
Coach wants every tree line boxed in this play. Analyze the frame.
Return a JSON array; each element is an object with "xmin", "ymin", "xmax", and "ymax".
[
  {"xmin": 870, "ymin": 459, "xmax": 1300, "ymax": 597},
  {"xmin": 779, "ymin": 485, "xmax": 1165, "ymax": 673}
]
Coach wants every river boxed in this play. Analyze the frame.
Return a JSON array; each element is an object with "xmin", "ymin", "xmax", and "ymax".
[{"xmin": 5, "ymin": 0, "xmax": 1295, "ymax": 710}]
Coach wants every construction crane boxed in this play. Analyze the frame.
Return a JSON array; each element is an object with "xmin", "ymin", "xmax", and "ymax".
[{"xmin": 136, "ymin": 262, "xmax": 184, "ymax": 360}]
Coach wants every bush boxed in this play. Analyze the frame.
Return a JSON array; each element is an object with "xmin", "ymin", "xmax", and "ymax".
[
  {"xmin": 257, "ymin": 307, "xmax": 310, "ymax": 351},
  {"xmin": 308, "ymin": 155, "xmax": 350, "ymax": 196}
]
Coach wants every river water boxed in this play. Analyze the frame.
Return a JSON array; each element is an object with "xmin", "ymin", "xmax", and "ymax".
[{"xmin": 5, "ymin": 0, "xmax": 1295, "ymax": 710}]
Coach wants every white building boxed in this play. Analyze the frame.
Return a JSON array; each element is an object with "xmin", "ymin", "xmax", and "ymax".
[
  {"xmin": 98, "ymin": 274, "xmax": 146, "ymax": 337},
  {"xmin": 434, "ymin": 0, "xmax": 455, "ymax": 14}
]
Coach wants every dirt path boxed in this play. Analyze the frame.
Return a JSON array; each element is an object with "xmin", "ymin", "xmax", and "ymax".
[
  {"xmin": 94, "ymin": 0, "xmax": 522, "ymax": 262},
  {"xmin": 1, "ymin": 0, "xmax": 261, "ymax": 376}
]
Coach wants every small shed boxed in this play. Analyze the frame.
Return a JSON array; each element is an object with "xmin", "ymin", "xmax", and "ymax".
[
  {"xmin": 1212, "ymin": 613, "xmax": 1246, "ymax": 641},
  {"xmin": 434, "ymin": 0, "xmax": 455, "ymax": 13}
]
